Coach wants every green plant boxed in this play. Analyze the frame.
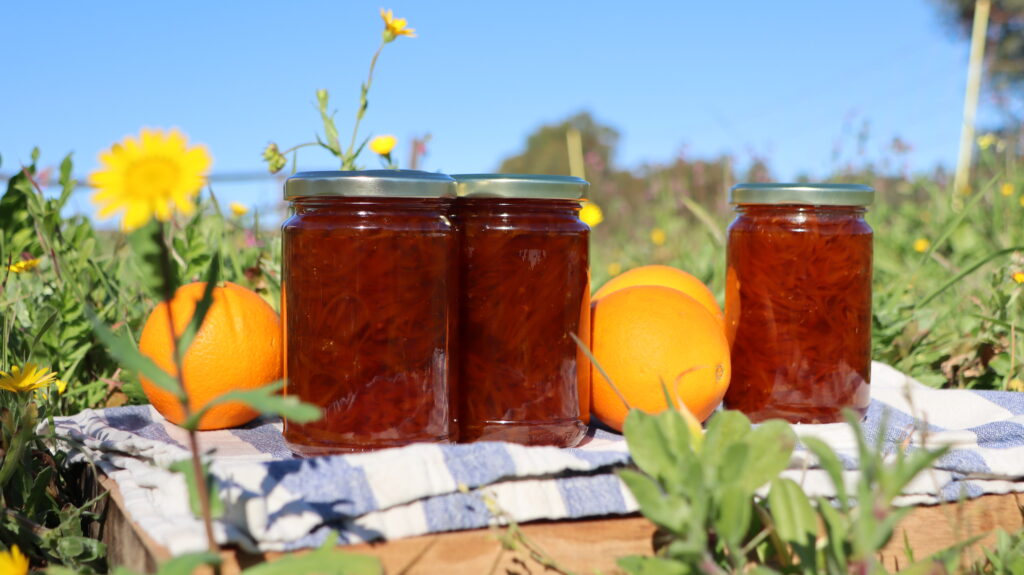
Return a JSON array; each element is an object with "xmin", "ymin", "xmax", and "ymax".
[
  {"xmin": 616, "ymin": 407, "xmax": 953, "ymax": 574},
  {"xmin": 262, "ymin": 8, "xmax": 414, "ymax": 174}
]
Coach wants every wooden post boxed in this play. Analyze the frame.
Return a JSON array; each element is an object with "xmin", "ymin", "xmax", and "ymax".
[{"xmin": 953, "ymin": 0, "xmax": 992, "ymax": 197}]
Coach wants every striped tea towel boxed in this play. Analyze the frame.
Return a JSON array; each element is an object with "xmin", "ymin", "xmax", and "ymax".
[{"xmin": 49, "ymin": 361, "xmax": 1024, "ymax": 555}]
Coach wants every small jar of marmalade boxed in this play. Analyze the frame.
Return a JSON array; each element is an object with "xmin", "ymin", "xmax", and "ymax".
[
  {"xmin": 281, "ymin": 170, "xmax": 458, "ymax": 455},
  {"xmin": 453, "ymin": 174, "xmax": 590, "ymax": 447},
  {"xmin": 723, "ymin": 183, "xmax": 874, "ymax": 424}
]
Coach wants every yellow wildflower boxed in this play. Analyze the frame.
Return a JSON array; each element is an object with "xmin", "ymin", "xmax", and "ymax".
[
  {"xmin": 977, "ymin": 133, "xmax": 998, "ymax": 150},
  {"xmin": 607, "ymin": 262, "xmax": 623, "ymax": 277},
  {"xmin": 1013, "ymin": 271, "xmax": 1024, "ymax": 284},
  {"xmin": 89, "ymin": 128, "xmax": 213, "ymax": 231},
  {"xmin": 0, "ymin": 545, "xmax": 28, "ymax": 575},
  {"xmin": 1001, "ymin": 182, "xmax": 1015, "ymax": 197},
  {"xmin": 913, "ymin": 238, "xmax": 930, "ymax": 253},
  {"xmin": 230, "ymin": 202, "xmax": 249, "ymax": 217},
  {"xmin": 650, "ymin": 227, "xmax": 667, "ymax": 246},
  {"xmin": 1019, "ymin": 196, "xmax": 1024, "ymax": 208},
  {"xmin": 7, "ymin": 258, "xmax": 40, "ymax": 273},
  {"xmin": 579, "ymin": 201, "xmax": 603, "ymax": 227},
  {"xmin": 369, "ymin": 135, "xmax": 397, "ymax": 156},
  {"xmin": 1008, "ymin": 378, "xmax": 1024, "ymax": 392},
  {"xmin": 0, "ymin": 363, "xmax": 58, "ymax": 394},
  {"xmin": 381, "ymin": 8, "xmax": 415, "ymax": 41},
  {"xmin": 35, "ymin": 379, "xmax": 68, "ymax": 402}
]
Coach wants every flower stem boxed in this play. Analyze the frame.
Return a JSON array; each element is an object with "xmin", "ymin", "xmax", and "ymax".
[
  {"xmin": 156, "ymin": 224, "xmax": 220, "ymax": 563},
  {"xmin": 281, "ymin": 142, "xmax": 320, "ymax": 156},
  {"xmin": 343, "ymin": 42, "xmax": 385, "ymax": 169}
]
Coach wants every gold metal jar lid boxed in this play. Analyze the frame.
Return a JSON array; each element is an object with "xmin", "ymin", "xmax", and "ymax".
[
  {"xmin": 284, "ymin": 170, "xmax": 455, "ymax": 200},
  {"xmin": 453, "ymin": 174, "xmax": 589, "ymax": 199},
  {"xmin": 729, "ymin": 183, "xmax": 874, "ymax": 206}
]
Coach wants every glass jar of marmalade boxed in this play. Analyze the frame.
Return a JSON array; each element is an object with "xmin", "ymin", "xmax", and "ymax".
[
  {"xmin": 282, "ymin": 170, "xmax": 458, "ymax": 455},
  {"xmin": 452, "ymin": 174, "xmax": 590, "ymax": 447},
  {"xmin": 723, "ymin": 183, "xmax": 874, "ymax": 424}
]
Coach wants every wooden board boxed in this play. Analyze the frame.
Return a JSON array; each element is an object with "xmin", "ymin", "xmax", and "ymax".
[{"xmin": 97, "ymin": 473, "xmax": 1023, "ymax": 574}]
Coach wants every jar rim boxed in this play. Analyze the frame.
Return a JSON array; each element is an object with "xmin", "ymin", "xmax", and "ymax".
[
  {"xmin": 453, "ymin": 174, "xmax": 589, "ymax": 199},
  {"xmin": 729, "ymin": 183, "xmax": 874, "ymax": 206},
  {"xmin": 285, "ymin": 170, "xmax": 455, "ymax": 200}
]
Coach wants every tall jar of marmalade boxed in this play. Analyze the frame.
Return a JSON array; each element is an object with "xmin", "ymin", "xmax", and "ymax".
[
  {"xmin": 282, "ymin": 170, "xmax": 457, "ymax": 455},
  {"xmin": 724, "ymin": 183, "xmax": 874, "ymax": 424},
  {"xmin": 452, "ymin": 174, "xmax": 590, "ymax": 447}
]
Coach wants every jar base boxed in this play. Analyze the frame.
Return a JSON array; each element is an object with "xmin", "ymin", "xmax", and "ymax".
[
  {"xmin": 460, "ymin": 419, "xmax": 587, "ymax": 447},
  {"xmin": 735, "ymin": 405, "xmax": 869, "ymax": 425},
  {"xmin": 285, "ymin": 435, "xmax": 453, "ymax": 457}
]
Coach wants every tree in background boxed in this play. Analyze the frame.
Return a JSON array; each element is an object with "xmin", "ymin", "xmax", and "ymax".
[
  {"xmin": 498, "ymin": 112, "xmax": 619, "ymax": 177},
  {"xmin": 932, "ymin": 0, "xmax": 1024, "ymax": 112}
]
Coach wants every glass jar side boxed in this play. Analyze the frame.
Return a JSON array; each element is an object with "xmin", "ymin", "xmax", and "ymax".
[
  {"xmin": 723, "ymin": 204, "xmax": 873, "ymax": 423},
  {"xmin": 454, "ymin": 198, "xmax": 590, "ymax": 446},
  {"xmin": 282, "ymin": 197, "xmax": 457, "ymax": 454}
]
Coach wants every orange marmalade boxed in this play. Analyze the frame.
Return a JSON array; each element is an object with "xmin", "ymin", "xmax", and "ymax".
[
  {"xmin": 282, "ymin": 171, "xmax": 457, "ymax": 455},
  {"xmin": 453, "ymin": 175, "xmax": 590, "ymax": 447},
  {"xmin": 723, "ymin": 184, "xmax": 874, "ymax": 423}
]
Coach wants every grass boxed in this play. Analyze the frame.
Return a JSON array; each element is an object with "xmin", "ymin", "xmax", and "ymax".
[
  {"xmin": 1, "ymin": 142, "xmax": 1024, "ymax": 572},
  {"xmin": 588, "ymin": 147, "xmax": 1024, "ymax": 391}
]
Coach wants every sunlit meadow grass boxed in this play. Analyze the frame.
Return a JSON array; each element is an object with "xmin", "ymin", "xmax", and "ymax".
[{"xmin": 3, "ymin": 140, "xmax": 1024, "ymax": 572}]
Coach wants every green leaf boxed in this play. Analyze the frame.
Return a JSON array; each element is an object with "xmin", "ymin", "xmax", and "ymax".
[
  {"xmin": 767, "ymin": 478, "xmax": 817, "ymax": 549},
  {"xmin": 128, "ymin": 220, "xmax": 176, "ymax": 297},
  {"xmin": 802, "ymin": 437, "xmax": 849, "ymax": 508},
  {"xmin": 56, "ymin": 536, "xmax": 106, "ymax": 562},
  {"xmin": 58, "ymin": 153, "xmax": 75, "ymax": 208},
  {"xmin": 815, "ymin": 496, "xmax": 850, "ymax": 572},
  {"xmin": 317, "ymin": 89, "xmax": 342, "ymax": 155},
  {"xmin": 183, "ymin": 381, "xmax": 321, "ymax": 430},
  {"xmin": 735, "ymin": 420, "xmax": 797, "ymax": 493},
  {"xmin": 169, "ymin": 459, "xmax": 224, "ymax": 520},
  {"xmin": 242, "ymin": 532, "xmax": 382, "ymax": 575},
  {"xmin": 176, "ymin": 253, "xmax": 220, "ymax": 356},
  {"xmin": 700, "ymin": 410, "xmax": 751, "ymax": 472},
  {"xmin": 623, "ymin": 409, "xmax": 694, "ymax": 487},
  {"xmin": 714, "ymin": 484, "xmax": 753, "ymax": 550},
  {"xmin": 86, "ymin": 306, "xmax": 182, "ymax": 398},
  {"xmin": 618, "ymin": 469, "xmax": 690, "ymax": 534}
]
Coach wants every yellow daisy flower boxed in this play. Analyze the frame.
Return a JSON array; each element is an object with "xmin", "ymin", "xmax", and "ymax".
[
  {"xmin": 7, "ymin": 258, "xmax": 41, "ymax": 273},
  {"xmin": 650, "ymin": 227, "xmax": 667, "ymax": 246},
  {"xmin": 381, "ymin": 9, "xmax": 415, "ymax": 41},
  {"xmin": 913, "ymin": 238, "xmax": 930, "ymax": 253},
  {"xmin": 89, "ymin": 128, "xmax": 212, "ymax": 231},
  {"xmin": 35, "ymin": 379, "xmax": 68, "ymax": 402},
  {"xmin": 1013, "ymin": 271, "xmax": 1024, "ymax": 284},
  {"xmin": 230, "ymin": 202, "xmax": 249, "ymax": 217},
  {"xmin": 0, "ymin": 363, "xmax": 58, "ymax": 394},
  {"xmin": 1001, "ymin": 182, "xmax": 1015, "ymax": 197},
  {"xmin": 369, "ymin": 135, "xmax": 397, "ymax": 156},
  {"xmin": 579, "ymin": 201, "xmax": 603, "ymax": 227},
  {"xmin": 0, "ymin": 545, "xmax": 28, "ymax": 575}
]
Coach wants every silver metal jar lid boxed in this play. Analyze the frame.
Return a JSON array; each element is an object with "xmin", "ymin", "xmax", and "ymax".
[
  {"xmin": 729, "ymin": 183, "xmax": 874, "ymax": 206},
  {"xmin": 452, "ymin": 174, "xmax": 589, "ymax": 199},
  {"xmin": 284, "ymin": 170, "xmax": 456, "ymax": 200}
]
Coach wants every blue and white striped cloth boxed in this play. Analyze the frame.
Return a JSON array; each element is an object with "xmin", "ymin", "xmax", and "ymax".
[{"xmin": 50, "ymin": 362, "xmax": 1024, "ymax": 555}]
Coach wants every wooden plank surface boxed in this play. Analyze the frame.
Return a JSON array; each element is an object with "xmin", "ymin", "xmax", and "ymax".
[{"xmin": 98, "ymin": 473, "xmax": 1023, "ymax": 573}]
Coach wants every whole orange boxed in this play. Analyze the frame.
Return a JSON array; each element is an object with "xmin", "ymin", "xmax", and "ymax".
[
  {"xmin": 593, "ymin": 265, "xmax": 724, "ymax": 329},
  {"xmin": 138, "ymin": 281, "xmax": 282, "ymax": 430},
  {"xmin": 590, "ymin": 285, "xmax": 731, "ymax": 431}
]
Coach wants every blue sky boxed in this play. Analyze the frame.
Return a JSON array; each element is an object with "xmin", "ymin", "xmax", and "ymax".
[{"xmin": 1, "ymin": 1, "xmax": 992, "ymax": 216}]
